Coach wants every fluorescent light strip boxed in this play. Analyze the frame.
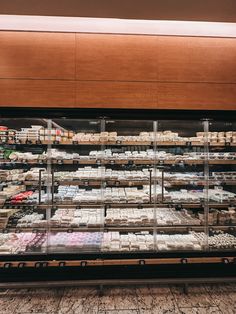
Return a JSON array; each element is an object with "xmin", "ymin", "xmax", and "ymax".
[{"xmin": 0, "ymin": 15, "xmax": 236, "ymax": 37}]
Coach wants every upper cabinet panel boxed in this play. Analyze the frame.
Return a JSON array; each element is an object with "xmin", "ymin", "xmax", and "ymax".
[
  {"xmin": 0, "ymin": 79, "xmax": 76, "ymax": 107},
  {"xmin": 157, "ymin": 82, "xmax": 236, "ymax": 110},
  {"xmin": 76, "ymin": 34, "xmax": 158, "ymax": 81},
  {"xmin": 76, "ymin": 81, "xmax": 157, "ymax": 108},
  {"xmin": 158, "ymin": 36, "xmax": 236, "ymax": 83},
  {"xmin": 0, "ymin": 31, "xmax": 76, "ymax": 79}
]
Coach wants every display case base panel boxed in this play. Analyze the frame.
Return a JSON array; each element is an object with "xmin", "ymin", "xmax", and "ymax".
[{"xmin": 1, "ymin": 264, "xmax": 236, "ymax": 287}]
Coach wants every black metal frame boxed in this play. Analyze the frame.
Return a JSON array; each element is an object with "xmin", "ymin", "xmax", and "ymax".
[
  {"xmin": 1, "ymin": 107, "xmax": 236, "ymax": 121},
  {"xmin": 0, "ymin": 107, "xmax": 236, "ymax": 283}
]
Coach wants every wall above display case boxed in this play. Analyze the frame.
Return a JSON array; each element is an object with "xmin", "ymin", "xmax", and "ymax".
[{"xmin": 0, "ymin": 31, "xmax": 236, "ymax": 110}]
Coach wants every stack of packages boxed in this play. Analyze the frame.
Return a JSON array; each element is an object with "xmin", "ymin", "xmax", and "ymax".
[
  {"xmin": 0, "ymin": 208, "xmax": 19, "ymax": 229},
  {"xmin": 0, "ymin": 185, "xmax": 25, "ymax": 206},
  {"xmin": 200, "ymin": 209, "xmax": 236, "ymax": 226},
  {"xmin": 50, "ymin": 207, "xmax": 101, "ymax": 228},
  {"xmin": 15, "ymin": 125, "xmax": 42, "ymax": 142},
  {"xmin": 10, "ymin": 191, "xmax": 34, "ymax": 204},
  {"xmin": 39, "ymin": 128, "xmax": 74, "ymax": 143},
  {"xmin": 25, "ymin": 233, "xmax": 47, "ymax": 252},
  {"xmin": 47, "ymin": 232, "xmax": 103, "ymax": 252},
  {"xmin": 0, "ymin": 169, "xmax": 24, "ymax": 182},
  {"xmin": 0, "ymin": 233, "xmax": 41, "ymax": 254},
  {"xmin": 0, "ymin": 126, "xmax": 16, "ymax": 143},
  {"xmin": 6, "ymin": 208, "xmax": 34, "ymax": 228},
  {"xmin": 72, "ymin": 132, "xmax": 117, "ymax": 143},
  {"xmin": 16, "ymin": 213, "xmax": 45, "ymax": 228},
  {"xmin": 194, "ymin": 131, "xmax": 236, "ymax": 145}
]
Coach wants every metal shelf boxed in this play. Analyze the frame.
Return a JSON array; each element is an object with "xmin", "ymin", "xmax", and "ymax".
[
  {"xmin": 1, "ymin": 159, "xmax": 236, "ymax": 166},
  {"xmin": 1, "ymin": 139, "xmax": 236, "ymax": 147},
  {"xmin": 1, "ymin": 225, "xmax": 235, "ymax": 234},
  {"xmin": 3, "ymin": 202, "xmax": 234, "ymax": 211},
  {"xmin": 19, "ymin": 179, "xmax": 236, "ymax": 187}
]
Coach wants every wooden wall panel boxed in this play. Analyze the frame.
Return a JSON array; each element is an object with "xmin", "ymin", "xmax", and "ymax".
[
  {"xmin": 0, "ymin": 32, "xmax": 76, "ymax": 79},
  {"xmin": 158, "ymin": 36, "xmax": 236, "ymax": 83},
  {"xmin": 157, "ymin": 82, "xmax": 236, "ymax": 110},
  {"xmin": 76, "ymin": 34, "xmax": 158, "ymax": 81},
  {"xmin": 76, "ymin": 81, "xmax": 236, "ymax": 110},
  {"xmin": 76, "ymin": 81, "xmax": 157, "ymax": 108},
  {"xmin": 0, "ymin": 31, "xmax": 235, "ymax": 110},
  {"xmin": 0, "ymin": 79, "xmax": 76, "ymax": 107}
]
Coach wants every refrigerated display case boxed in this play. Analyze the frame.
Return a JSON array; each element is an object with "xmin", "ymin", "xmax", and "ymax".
[{"xmin": 0, "ymin": 111, "xmax": 236, "ymax": 281}]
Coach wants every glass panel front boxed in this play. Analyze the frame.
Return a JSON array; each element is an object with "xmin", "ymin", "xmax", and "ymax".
[
  {"xmin": 100, "ymin": 119, "xmax": 156, "ymax": 254},
  {"xmin": 46, "ymin": 118, "xmax": 103, "ymax": 254},
  {"xmin": 0, "ymin": 118, "xmax": 50, "ymax": 255},
  {"xmin": 0, "ymin": 116, "xmax": 235, "ymax": 257},
  {"xmin": 208, "ymin": 120, "xmax": 236, "ymax": 251},
  {"xmin": 153, "ymin": 120, "xmax": 209, "ymax": 252}
]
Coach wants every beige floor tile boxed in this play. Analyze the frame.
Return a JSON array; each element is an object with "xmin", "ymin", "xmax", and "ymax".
[
  {"xmin": 178, "ymin": 307, "xmax": 222, "ymax": 314},
  {"xmin": 205, "ymin": 284, "xmax": 236, "ymax": 314},
  {"xmin": 98, "ymin": 310, "xmax": 139, "ymax": 314},
  {"xmin": 0, "ymin": 293, "xmax": 20, "ymax": 314},
  {"xmin": 205, "ymin": 283, "xmax": 236, "ymax": 293},
  {"xmin": 0, "ymin": 288, "xmax": 62, "ymax": 314},
  {"xmin": 58, "ymin": 287, "xmax": 99, "ymax": 314},
  {"xmin": 0, "ymin": 284, "xmax": 235, "ymax": 314},
  {"xmin": 98, "ymin": 286, "xmax": 139, "ymax": 312},
  {"xmin": 171, "ymin": 285, "xmax": 215, "ymax": 308},
  {"xmin": 136, "ymin": 285, "xmax": 180, "ymax": 314}
]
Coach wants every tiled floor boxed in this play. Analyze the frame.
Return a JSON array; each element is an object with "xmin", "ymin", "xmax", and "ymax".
[{"xmin": 0, "ymin": 284, "xmax": 235, "ymax": 314}]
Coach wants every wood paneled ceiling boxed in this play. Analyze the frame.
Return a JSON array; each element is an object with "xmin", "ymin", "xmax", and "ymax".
[{"xmin": 0, "ymin": 0, "xmax": 236, "ymax": 23}]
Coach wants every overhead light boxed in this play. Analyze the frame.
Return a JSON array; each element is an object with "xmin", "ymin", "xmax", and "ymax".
[{"xmin": 0, "ymin": 15, "xmax": 235, "ymax": 38}]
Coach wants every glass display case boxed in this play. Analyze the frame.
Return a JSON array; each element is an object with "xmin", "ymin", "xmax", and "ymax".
[{"xmin": 0, "ymin": 115, "xmax": 236, "ymax": 268}]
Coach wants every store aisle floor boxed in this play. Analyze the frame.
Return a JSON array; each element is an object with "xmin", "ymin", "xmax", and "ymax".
[{"xmin": 0, "ymin": 283, "xmax": 235, "ymax": 314}]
